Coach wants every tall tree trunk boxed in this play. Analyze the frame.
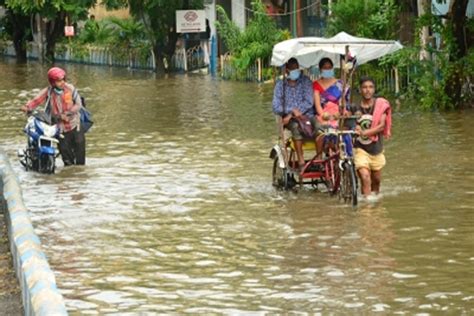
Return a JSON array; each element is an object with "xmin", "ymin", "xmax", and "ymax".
[
  {"xmin": 448, "ymin": 0, "xmax": 469, "ymax": 58},
  {"xmin": 397, "ymin": 0, "xmax": 417, "ymax": 44},
  {"xmin": 153, "ymin": 44, "xmax": 166, "ymax": 73},
  {"xmin": 417, "ymin": 0, "xmax": 431, "ymax": 60},
  {"xmin": 45, "ymin": 14, "xmax": 66, "ymax": 63},
  {"xmin": 444, "ymin": 0, "xmax": 469, "ymax": 107},
  {"xmin": 35, "ymin": 14, "xmax": 45, "ymax": 63},
  {"xmin": 7, "ymin": 11, "xmax": 29, "ymax": 62},
  {"xmin": 152, "ymin": 29, "xmax": 179, "ymax": 73},
  {"xmin": 296, "ymin": 0, "xmax": 303, "ymax": 36}
]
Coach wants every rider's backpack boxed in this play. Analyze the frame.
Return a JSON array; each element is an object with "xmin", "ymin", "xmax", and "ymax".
[{"xmin": 74, "ymin": 91, "xmax": 94, "ymax": 133}]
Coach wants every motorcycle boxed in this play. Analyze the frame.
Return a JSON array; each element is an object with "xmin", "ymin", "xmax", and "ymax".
[{"xmin": 18, "ymin": 110, "xmax": 60, "ymax": 174}]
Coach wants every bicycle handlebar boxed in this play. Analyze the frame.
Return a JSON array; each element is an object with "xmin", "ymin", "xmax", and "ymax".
[{"xmin": 323, "ymin": 129, "xmax": 357, "ymax": 136}]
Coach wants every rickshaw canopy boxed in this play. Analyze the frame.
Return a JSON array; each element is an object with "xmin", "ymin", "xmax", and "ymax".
[{"xmin": 271, "ymin": 32, "xmax": 403, "ymax": 68}]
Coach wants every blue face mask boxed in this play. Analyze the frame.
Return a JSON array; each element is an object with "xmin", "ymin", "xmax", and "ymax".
[
  {"xmin": 321, "ymin": 69, "xmax": 335, "ymax": 78},
  {"xmin": 53, "ymin": 87, "xmax": 64, "ymax": 95},
  {"xmin": 287, "ymin": 69, "xmax": 301, "ymax": 81}
]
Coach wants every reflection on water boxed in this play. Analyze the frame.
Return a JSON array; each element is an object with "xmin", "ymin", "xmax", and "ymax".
[{"xmin": 0, "ymin": 59, "xmax": 473, "ymax": 314}]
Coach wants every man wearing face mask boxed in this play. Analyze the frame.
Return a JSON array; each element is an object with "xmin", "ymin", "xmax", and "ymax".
[
  {"xmin": 272, "ymin": 58, "xmax": 317, "ymax": 170},
  {"xmin": 21, "ymin": 67, "xmax": 86, "ymax": 166}
]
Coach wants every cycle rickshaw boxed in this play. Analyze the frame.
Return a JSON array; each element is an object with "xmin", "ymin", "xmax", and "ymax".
[{"xmin": 269, "ymin": 32, "xmax": 403, "ymax": 207}]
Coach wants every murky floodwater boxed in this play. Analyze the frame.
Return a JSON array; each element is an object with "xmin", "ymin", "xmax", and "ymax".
[{"xmin": 0, "ymin": 59, "xmax": 473, "ymax": 314}]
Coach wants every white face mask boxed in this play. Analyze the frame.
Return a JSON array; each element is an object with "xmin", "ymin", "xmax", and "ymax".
[{"xmin": 288, "ymin": 69, "xmax": 301, "ymax": 81}]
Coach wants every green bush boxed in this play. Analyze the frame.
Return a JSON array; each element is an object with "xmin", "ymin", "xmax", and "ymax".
[
  {"xmin": 216, "ymin": 0, "xmax": 289, "ymax": 79},
  {"xmin": 326, "ymin": 0, "xmax": 399, "ymax": 40}
]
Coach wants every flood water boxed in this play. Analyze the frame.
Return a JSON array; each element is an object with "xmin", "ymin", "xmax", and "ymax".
[{"xmin": 0, "ymin": 59, "xmax": 473, "ymax": 314}]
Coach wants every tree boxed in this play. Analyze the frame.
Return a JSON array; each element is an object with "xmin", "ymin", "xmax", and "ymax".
[
  {"xmin": 216, "ymin": 0, "xmax": 289, "ymax": 77},
  {"xmin": 104, "ymin": 0, "xmax": 204, "ymax": 73},
  {"xmin": 0, "ymin": 3, "xmax": 31, "ymax": 62},
  {"xmin": 326, "ymin": 0, "xmax": 399, "ymax": 40},
  {"xmin": 442, "ymin": 0, "xmax": 471, "ymax": 106},
  {"xmin": 5, "ymin": 0, "xmax": 95, "ymax": 62},
  {"xmin": 417, "ymin": 0, "xmax": 431, "ymax": 60},
  {"xmin": 0, "ymin": 0, "xmax": 32, "ymax": 62}
]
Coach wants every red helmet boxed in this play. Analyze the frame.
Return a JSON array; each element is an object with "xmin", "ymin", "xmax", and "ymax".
[{"xmin": 47, "ymin": 67, "xmax": 66, "ymax": 85}]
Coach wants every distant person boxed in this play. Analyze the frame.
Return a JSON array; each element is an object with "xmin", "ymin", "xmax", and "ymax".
[
  {"xmin": 83, "ymin": 14, "xmax": 99, "ymax": 34},
  {"xmin": 272, "ymin": 58, "xmax": 318, "ymax": 170},
  {"xmin": 350, "ymin": 76, "xmax": 392, "ymax": 199},
  {"xmin": 21, "ymin": 67, "xmax": 86, "ymax": 166}
]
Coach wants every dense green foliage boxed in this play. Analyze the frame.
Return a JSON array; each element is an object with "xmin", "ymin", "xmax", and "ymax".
[
  {"xmin": 102, "ymin": 0, "xmax": 204, "ymax": 72},
  {"xmin": 65, "ymin": 17, "xmax": 151, "ymax": 63},
  {"xmin": 3, "ymin": 0, "xmax": 96, "ymax": 61},
  {"xmin": 326, "ymin": 0, "xmax": 473, "ymax": 109},
  {"xmin": 5, "ymin": 0, "xmax": 92, "ymax": 19},
  {"xmin": 326, "ymin": 0, "xmax": 399, "ymax": 40},
  {"xmin": 216, "ymin": 0, "xmax": 289, "ymax": 79}
]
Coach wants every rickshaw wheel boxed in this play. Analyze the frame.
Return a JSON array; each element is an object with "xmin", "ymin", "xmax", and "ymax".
[
  {"xmin": 324, "ymin": 153, "xmax": 340, "ymax": 195},
  {"xmin": 272, "ymin": 156, "xmax": 295, "ymax": 190},
  {"xmin": 339, "ymin": 162, "xmax": 358, "ymax": 207}
]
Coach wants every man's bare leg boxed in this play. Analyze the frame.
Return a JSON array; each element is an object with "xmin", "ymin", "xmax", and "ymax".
[
  {"xmin": 370, "ymin": 170, "xmax": 382, "ymax": 194},
  {"xmin": 294, "ymin": 139, "xmax": 305, "ymax": 167},
  {"xmin": 315, "ymin": 135, "xmax": 324, "ymax": 159},
  {"xmin": 357, "ymin": 167, "xmax": 372, "ymax": 197}
]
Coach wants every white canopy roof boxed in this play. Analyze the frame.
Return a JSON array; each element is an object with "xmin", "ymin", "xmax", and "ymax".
[{"xmin": 271, "ymin": 32, "xmax": 403, "ymax": 68}]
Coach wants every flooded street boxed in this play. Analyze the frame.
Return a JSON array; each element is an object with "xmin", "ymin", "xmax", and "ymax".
[{"xmin": 0, "ymin": 59, "xmax": 473, "ymax": 314}]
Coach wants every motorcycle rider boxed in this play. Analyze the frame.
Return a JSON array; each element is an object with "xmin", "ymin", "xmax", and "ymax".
[{"xmin": 21, "ymin": 67, "xmax": 86, "ymax": 166}]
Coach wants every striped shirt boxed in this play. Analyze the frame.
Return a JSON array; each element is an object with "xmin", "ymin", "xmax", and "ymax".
[{"xmin": 25, "ymin": 83, "xmax": 82, "ymax": 132}]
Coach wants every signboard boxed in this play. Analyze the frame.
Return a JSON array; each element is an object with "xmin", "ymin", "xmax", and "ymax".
[
  {"xmin": 176, "ymin": 10, "xmax": 205, "ymax": 33},
  {"xmin": 64, "ymin": 26, "xmax": 75, "ymax": 37}
]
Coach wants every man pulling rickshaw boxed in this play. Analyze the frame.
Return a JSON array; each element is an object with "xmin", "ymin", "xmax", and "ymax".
[{"xmin": 269, "ymin": 32, "xmax": 402, "ymax": 206}]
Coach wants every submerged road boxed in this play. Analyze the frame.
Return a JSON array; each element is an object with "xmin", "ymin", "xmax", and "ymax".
[{"xmin": 0, "ymin": 59, "xmax": 473, "ymax": 314}]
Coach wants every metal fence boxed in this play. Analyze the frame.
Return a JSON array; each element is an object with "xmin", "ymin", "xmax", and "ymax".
[
  {"xmin": 54, "ymin": 46, "xmax": 156, "ymax": 69},
  {"xmin": 170, "ymin": 45, "xmax": 208, "ymax": 72},
  {"xmin": 1, "ymin": 41, "xmax": 208, "ymax": 73},
  {"xmin": 220, "ymin": 54, "xmax": 270, "ymax": 82},
  {"xmin": 220, "ymin": 55, "xmax": 406, "ymax": 94}
]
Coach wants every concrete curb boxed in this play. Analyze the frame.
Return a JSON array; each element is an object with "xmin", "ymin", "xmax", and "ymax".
[{"xmin": 0, "ymin": 151, "xmax": 67, "ymax": 316}]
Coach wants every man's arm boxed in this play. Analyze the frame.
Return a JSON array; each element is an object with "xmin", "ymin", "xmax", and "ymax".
[
  {"xmin": 21, "ymin": 88, "xmax": 48, "ymax": 112},
  {"xmin": 357, "ymin": 113, "xmax": 386, "ymax": 137},
  {"xmin": 299, "ymin": 77, "xmax": 314, "ymax": 115},
  {"xmin": 272, "ymin": 80, "xmax": 284, "ymax": 115}
]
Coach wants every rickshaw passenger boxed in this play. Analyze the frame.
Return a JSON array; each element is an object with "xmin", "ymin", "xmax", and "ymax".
[
  {"xmin": 350, "ymin": 76, "xmax": 392, "ymax": 198},
  {"xmin": 313, "ymin": 57, "xmax": 350, "ymax": 120},
  {"xmin": 272, "ymin": 58, "xmax": 318, "ymax": 169},
  {"xmin": 313, "ymin": 57, "xmax": 351, "ymax": 154}
]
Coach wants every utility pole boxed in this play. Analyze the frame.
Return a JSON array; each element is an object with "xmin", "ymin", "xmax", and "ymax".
[
  {"xmin": 296, "ymin": 0, "xmax": 303, "ymax": 36},
  {"xmin": 292, "ymin": 0, "xmax": 297, "ymax": 37}
]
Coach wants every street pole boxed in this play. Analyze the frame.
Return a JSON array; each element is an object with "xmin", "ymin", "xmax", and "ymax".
[
  {"xmin": 292, "ymin": 0, "xmax": 297, "ymax": 37},
  {"xmin": 296, "ymin": 0, "xmax": 302, "ymax": 36}
]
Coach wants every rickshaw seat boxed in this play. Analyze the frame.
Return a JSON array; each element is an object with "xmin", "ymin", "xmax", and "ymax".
[{"xmin": 288, "ymin": 138, "xmax": 317, "ymax": 151}]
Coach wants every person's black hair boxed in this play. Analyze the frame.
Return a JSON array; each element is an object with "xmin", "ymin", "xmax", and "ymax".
[
  {"xmin": 359, "ymin": 76, "xmax": 376, "ymax": 87},
  {"xmin": 318, "ymin": 57, "xmax": 333, "ymax": 69},
  {"xmin": 286, "ymin": 57, "xmax": 299, "ymax": 68}
]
